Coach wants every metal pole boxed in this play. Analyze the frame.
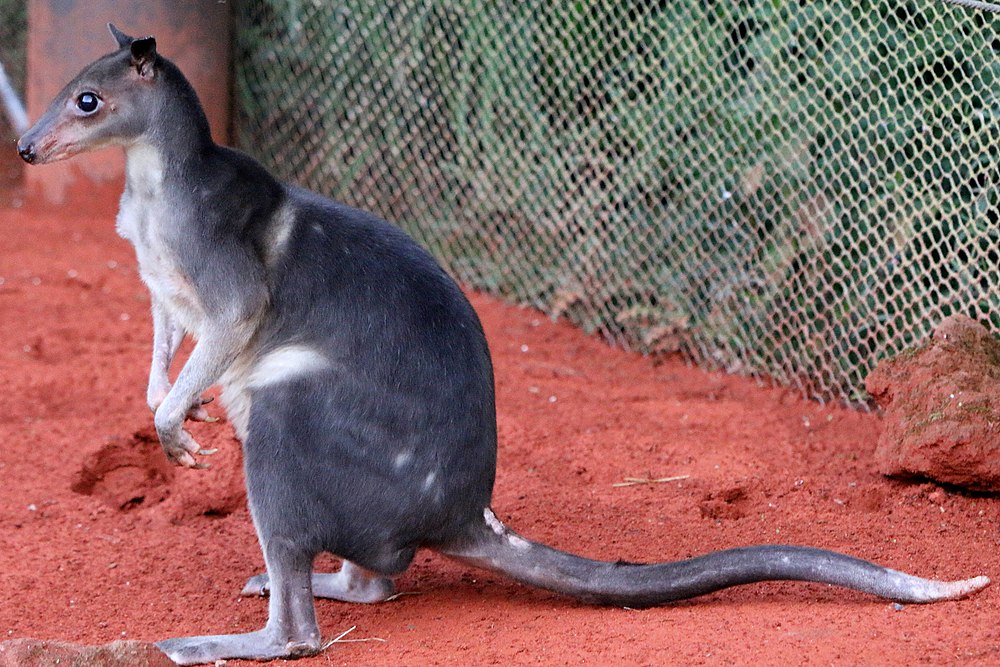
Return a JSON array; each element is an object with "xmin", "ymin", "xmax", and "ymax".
[{"xmin": 0, "ymin": 60, "xmax": 28, "ymax": 135}]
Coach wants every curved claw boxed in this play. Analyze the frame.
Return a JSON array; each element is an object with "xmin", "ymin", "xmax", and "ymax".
[
  {"xmin": 185, "ymin": 395, "xmax": 219, "ymax": 423},
  {"xmin": 173, "ymin": 451, "xmax": 197, "ymax": 468},
  {"xmin": 159, "ymin": 424, "xmax": 214, "ymax": 469}
]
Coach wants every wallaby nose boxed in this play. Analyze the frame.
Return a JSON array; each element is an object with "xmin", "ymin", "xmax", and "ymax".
[{"xmin": 17, "ymin": 140, "xmax": 36, "ymax": 164}]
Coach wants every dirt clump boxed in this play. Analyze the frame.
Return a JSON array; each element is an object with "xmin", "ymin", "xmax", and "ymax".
[
  {"xmin": 0, "ymin": 639, "xmax": 174, "ymax": 667},
  {"xmin": 866, "ymin": 314, "xmax": 1000, "ymax": 491}
]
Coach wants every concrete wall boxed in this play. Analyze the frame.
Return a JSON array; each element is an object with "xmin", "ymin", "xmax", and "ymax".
[{"xmin": 24, "ymin": 0, "xmax": 231, "ymax": 204}]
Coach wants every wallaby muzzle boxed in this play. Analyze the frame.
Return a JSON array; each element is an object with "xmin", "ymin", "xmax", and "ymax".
[
  {"xmin": 16, "ymin": 139, "xmax": 35, "ymax": 164},
  {"xmin": 17, "ymin": 110, "xmax": 80, "ymax": 165}
]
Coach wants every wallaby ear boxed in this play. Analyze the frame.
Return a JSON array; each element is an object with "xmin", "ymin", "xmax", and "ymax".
[
  {"xmin": 108, "ymin": 23, "xmax": 134, "ymax": 49},
  {"xmin": 129, "ymin": 36, "xmax": 158, "ymax": 79}
]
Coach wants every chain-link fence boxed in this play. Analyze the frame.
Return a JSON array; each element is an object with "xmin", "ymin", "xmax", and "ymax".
[{"xmin": 235, "ymin": 1, "xmax": 997, "ymax": 405}]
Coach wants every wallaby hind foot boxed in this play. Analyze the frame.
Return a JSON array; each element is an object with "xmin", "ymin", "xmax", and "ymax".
[{"xmin": 242, "ymin": 560, "xmax": 396, "ymax": 603}]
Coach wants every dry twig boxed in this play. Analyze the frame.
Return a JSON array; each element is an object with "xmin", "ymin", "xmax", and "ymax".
[
  {"xmin": 613, "ymin": 474, "xmax": 690, "ymax": 488},
  {"xmin": 321, "ymin": 625, "xmax": 388, "ymax": 650}
]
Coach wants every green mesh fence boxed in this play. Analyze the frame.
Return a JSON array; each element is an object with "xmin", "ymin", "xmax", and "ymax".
[{"xmin": 233, "ymin": 1, "xmax": 999, "ymax": 405}]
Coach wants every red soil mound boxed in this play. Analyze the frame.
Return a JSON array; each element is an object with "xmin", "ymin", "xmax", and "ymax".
[{"xmin": 868, "ymin": 314, "xmax": 1000, "ymax": 492}]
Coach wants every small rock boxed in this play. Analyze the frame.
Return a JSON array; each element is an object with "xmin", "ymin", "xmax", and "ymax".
[
  {"xmin": 0, "ymin": 639, "xmax": 175, "ymax": 667},
  {"xmin": 866, "ymin": 315, "xmax": 1000, "ymax": 491}
]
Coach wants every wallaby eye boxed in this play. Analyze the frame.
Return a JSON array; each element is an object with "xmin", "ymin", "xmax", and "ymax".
[{"xmin": 76, "ymin": 92, "xmax": 101, "ymax": 114}]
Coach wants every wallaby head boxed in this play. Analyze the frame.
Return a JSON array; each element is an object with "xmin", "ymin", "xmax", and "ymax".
[{"xmin": 17, "ymin": 24, "xmax": 161, "ymax": 164}]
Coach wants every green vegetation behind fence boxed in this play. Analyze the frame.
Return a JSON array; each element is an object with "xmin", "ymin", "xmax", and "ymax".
[{"xmin": 235, "ymin": 1, "xmax": 998, "ymax": 404}]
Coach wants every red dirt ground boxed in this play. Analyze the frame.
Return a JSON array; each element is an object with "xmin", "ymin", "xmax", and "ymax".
[{"xmin": 0, "ymin": 197, "xmax": 996, "ymax": 666}]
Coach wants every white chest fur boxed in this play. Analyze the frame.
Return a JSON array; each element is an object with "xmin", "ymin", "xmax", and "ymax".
[{"xmin": 117, "ymin": 144, "xmax": 206, "ymax": 338}]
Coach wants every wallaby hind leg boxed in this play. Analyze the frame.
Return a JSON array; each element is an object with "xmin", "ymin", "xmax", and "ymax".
[
  {"xmin": 157, "ymin": 538, "xmax": 321, "ymax": 665},
  {"xmin": 243, "ymin": 559, "xmax": 396, "ymax": 603}
]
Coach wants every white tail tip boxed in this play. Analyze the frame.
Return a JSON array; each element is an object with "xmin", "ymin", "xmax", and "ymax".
[{"xmin": 921, "ymin": 575, "xmax": 990, "ymax": 602}]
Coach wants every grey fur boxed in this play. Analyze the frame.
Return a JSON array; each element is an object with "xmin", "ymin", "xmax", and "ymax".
[{"xmin": 16, "ymin": 24, "xmax": 989, "ymax": 666}]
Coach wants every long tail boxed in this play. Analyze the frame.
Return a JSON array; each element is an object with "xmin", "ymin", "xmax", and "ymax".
[{"xmin": 440, "ymin": 509, "xmax": 989, "ymax": 606}]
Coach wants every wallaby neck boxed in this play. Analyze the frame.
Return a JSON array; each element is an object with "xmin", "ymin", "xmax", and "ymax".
[
  {"xmin": 123, "ymin": 142, "xmax": 167, "ymax": 198},
  {"xmin": 124, "ymin": 56, "xmax": 215, "ymax": 181}
]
